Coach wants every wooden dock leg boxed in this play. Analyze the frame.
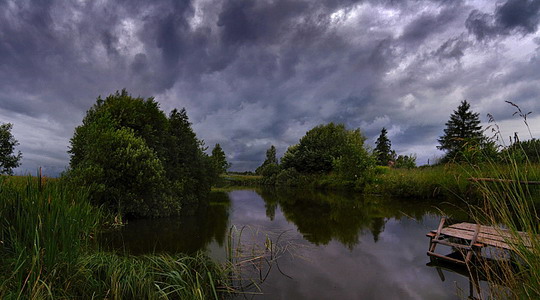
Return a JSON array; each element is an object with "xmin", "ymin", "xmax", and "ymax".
[
  {"xmin": 429, "ymin": 217, "xmax": 446, "ymax": 253},
  {"xmin": 465, "ymin": 224, "xmax": 481, "ymax": 264}
]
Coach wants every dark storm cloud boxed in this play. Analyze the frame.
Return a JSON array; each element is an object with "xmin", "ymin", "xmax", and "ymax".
[
  {"xmin": 466, "ymin": 0, "xmax": 540, "ymax": 40},
  {"xmin": 0, "ymin": 0, "xmax": 539, "ymax": 174}
]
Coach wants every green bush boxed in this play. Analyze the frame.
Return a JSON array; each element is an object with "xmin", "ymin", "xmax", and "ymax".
[{"xmin": 67, "ymin": 90, "xmax": 216, "ymax": 218}]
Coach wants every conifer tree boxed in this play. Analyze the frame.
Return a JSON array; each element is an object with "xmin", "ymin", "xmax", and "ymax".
[
  {"xmin": 211, "ymin": 144, "xmax": 229, "ymax": 174},
  {"xmin": 374, "ymin": 128, "xmax": 393, "ymax": 166},
  {"xmin": 437, "ymin": 100, "xmax": 484, "ymax": 162}
]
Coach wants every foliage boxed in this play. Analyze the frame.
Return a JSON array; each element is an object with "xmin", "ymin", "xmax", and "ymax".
[
  {"xmin": 256, "ymin": 145, "xmax": 278, "ymax": 174},
  {"xmin": 364, "ymin": 164, "xmax": 474, "ymax": 199},
  {"xmin": 437, "ymin": 100, "xmax": 485, "ymax": 163},
  {"xmin": 374, "ymin": 127, "xmax": 394, "ymax": 166},
  {"xmin": 0, "ymin": 176, "xmax": 101, "ymax": 298},
  {"xmin": 211, "ymin": 143, "xmax": 230, "ymax": 175},
  {"xmin": 280, "ymin": 123, "xmax": 373, "ymax": 176},
  {"xmin": 332, "ymin": 128, "xmax": 375, "ymax": 185},
  {"xmin": 0, "ymin": 176, "xmax": 227, "ymax": 299},
  {"xmin": 67, "ymin": 90, "xmax": 216, "ymax": 218},
  {"xmin": 501, "ymin": 138, "xmax": 540, "ymax": 164},
  {"xmin": 0, "ymin": 123, "xmax": 22, "ymax": 175},
  {"xmin": 394, "ymin": 154, "xmax": 417, "ymax": 169}
]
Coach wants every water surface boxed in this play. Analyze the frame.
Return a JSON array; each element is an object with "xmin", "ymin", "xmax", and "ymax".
[{"xmin": 101, "ymin": 188, "xmax": 488, "ymax": 299}]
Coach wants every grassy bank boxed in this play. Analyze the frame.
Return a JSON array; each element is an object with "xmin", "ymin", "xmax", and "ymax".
[
  {"xmin": 217, "ymin": 174, "xmax": 262, "ymax": 187},
  {"xmin": 468, "ymin": 159, "xmax": 540, "ymax": 298},
  {"xmin": 0, "ymin": 176, "xmax": 227, "ymax": 299}
]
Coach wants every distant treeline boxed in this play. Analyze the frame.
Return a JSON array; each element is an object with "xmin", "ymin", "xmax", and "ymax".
[{"xmin": 251, "ymin": 100, "xmax": 540, "ymax": 190}]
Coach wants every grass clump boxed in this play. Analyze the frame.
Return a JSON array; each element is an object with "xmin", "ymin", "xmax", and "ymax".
[
  {"xmin": 470, "ymin": 158, "xmax": 540, "ymax": 298},
  {"xmin": 0, "ymin": 176, "xmax": 228, "ymax": 299}
]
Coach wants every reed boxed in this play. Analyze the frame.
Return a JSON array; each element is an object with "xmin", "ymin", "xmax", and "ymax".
[
  {"xmin": 0, "ymin": 176, "xmax": 228, "ymax": 299},
  {"xmin": 468, "ymin": 153, "xmax": 540, "ymax": 298},
  {"xmin": 466, "ymin": 104, "xmax": 540, "ymax": 299},
  {"xmin": 0, "ymin": 175, "xmax": 100, "ymax": 298}
]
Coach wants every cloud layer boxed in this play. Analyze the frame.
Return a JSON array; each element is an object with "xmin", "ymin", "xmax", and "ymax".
[{"xmin": 1, "ymin": 0, "xmax": 539, "ymax": 174}]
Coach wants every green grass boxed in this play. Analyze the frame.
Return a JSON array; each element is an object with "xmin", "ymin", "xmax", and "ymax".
[
  {"xmin": 216, "ymin": 174, "xmax": 262, "ymax": 188},
  {"xmin": 0, "ymin": 176, "xmax": 228, "ymax": 299},
  {"xmin": 468, "ymin": 158, "xmax": 540, "ymax": 298}
]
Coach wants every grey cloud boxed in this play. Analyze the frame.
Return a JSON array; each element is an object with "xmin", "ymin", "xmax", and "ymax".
[
  {"xmin": 0, "ymin": 0, "xmax": 538, "ymax": 174},
  {"xmin": 401, "ymin": 7, "xmax": 461, "ymax": 44},
  {"xmin": 466, "ymin": 0, "xmax": 540, "ymax": 40},
  {"xmin": 434, "ymin": 36, "xmax": 470, "ymax": 61}
]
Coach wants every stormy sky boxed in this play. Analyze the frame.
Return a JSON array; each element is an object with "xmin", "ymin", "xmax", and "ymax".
[{"xmin": 1, "ymin": 0, "xmax": 540, "ymax": 175}]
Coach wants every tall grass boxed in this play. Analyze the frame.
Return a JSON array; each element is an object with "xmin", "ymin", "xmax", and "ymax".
[
  {"xmin": 468, "ymin": 153, "xmax": 540, "ymax": 298},
  {"xmin": 466, "ymin": 104, "xmax": 540, "ymax": 298},
  {"xmin": 0, "ymin": 176, "xmax": 228, "ymax": 299},
  {"xmin": 0, "ymin": 176, "xmax": 100, "ymax": 298}
]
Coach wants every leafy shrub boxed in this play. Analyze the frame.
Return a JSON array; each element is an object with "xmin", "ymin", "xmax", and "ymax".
[{"xmin": 67, "ymin": 90, "xmax": 216, "ymax": 218}]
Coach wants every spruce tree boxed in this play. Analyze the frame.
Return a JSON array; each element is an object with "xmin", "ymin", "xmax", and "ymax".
[
  {"xmin": 437, "ymin": 100, "xmax": 484, "ymax": 162},
  {"xmin": 374, "ymin": 127, "xmax": 393, "ymax": 166},
  {"xmin": 211, "ymin": 144, "xmax": 229, "ymax": 174}
]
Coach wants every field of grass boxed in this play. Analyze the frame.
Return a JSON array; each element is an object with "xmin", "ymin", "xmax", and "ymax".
[
  {"xmin": 217, "ymin": 174, "xmax": 262, "ymax": 187},
  {"xmin": 0, "ymin": 176, "xmax": 227, "ymax": 299}
]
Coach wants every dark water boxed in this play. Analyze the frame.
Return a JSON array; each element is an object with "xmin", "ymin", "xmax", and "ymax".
[{"xmin": 101, "ymin": 189, "xmax": 490, "ymax": 299}]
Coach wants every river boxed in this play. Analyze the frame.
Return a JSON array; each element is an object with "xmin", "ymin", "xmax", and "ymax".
[{"xmin": 101, "ymin": 188, "xmax": 489, "ymax": 299}]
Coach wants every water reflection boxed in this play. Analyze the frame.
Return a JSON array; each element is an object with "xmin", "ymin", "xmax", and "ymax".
[
  {"xmin": 101, "ymin": 188, "xmax": 477, "ymax": 299},
  {"xmin": 100, "ymin": 191, "xmax": 231, "ymax": 254},
  {"xmin": 259, "ymin": 188, "xmax": 470, "ymax": 249}
]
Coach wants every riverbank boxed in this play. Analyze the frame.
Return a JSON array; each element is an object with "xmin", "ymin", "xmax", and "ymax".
[
  {"xmin": 241, "ymin": 163, "xmax": 540, "ymax": 202},
  {"xmin": 0, "ymin": 176, "xmax": 227, "ymax": 299}
]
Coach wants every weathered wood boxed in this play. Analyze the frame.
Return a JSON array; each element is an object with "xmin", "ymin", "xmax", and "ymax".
[
  {"xmin": 468, "ymin": 177, "xmax": 540, "ymax": 185},
  {"xmin": 465, "ymin": 224, "xmax": 481, "ymax": 263},
  {"xmin": 426, "ymin": 220, "xmax": 536, "ymax": 265},
  {"xmin": 432, "ymin": 239, "xmax": 473, "ymax": 250},
  {"xmin": 430, "ymin": 223, "xmax": 534, "ymax": 249},
  {"xmin": 427, "ymin": 251, "xmax": 466, "ymax": 265},
  {"xmin": 430, "ymin": 217, "xmax": 446, "ymax": 252}
]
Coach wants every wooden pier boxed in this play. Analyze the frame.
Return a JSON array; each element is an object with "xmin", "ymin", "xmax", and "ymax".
[{"xmin": 426, "ymin": 217, "xmax": 533, "ymax": 265}]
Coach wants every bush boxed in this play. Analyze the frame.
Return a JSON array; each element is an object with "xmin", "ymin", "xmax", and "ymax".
[{"xmin": 67, "ymin": 90, "xmax": 216, "ymax": 218}]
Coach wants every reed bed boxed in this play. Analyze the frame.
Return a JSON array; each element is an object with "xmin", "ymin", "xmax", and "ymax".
[
  {"xmin": 469, "ymin": 158, "xmax": 540, "ymax": 299},
  {"xmin": 0, "ymin": 176, "xmax": 228, "ymax": 299}
]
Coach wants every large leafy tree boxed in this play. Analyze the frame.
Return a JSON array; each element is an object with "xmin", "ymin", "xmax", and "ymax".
[
  {"xmin": 374, "ymin": 128, "xmax": 394, "ymax": 166},
  {"xmin": 68, "ymin": 90, "xmax": 215, "ymax": 218},
  {"xmin": 437, "ymin": 100, "xmax": 484, "ymax": 162},
  {"xmin": 0, "ymin": 123, "xmax": 22, "ymax": 175},
  {"xmin": 280, "ymin": 123, "xmax": 373, "ymax": 177}
]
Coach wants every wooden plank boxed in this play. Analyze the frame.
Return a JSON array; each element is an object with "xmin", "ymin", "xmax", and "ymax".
[
  {"xmin": 427, "ymin": 251, "xmax": 466, "ymax": 265},
  {"xmin": 465, "ymin": 224, "xmax": 481, "ymax": 263},
  {"xmin": 432, "ymin": 239, "xmax": 472, "ymax": 250},
  {"xmin": 437, "ymin": 228, "xmax": 529, "ymax": 250},
  {"xmin": 451, "ymin": 223, "xmax": 529, "ymax": 239},
  {"xmin": 439, "ymin": 227, "xmax": 514, "ymax": 250},
  {"xmin": 449, "ymin": 223, "xmax": 533, "ymax": 248}
]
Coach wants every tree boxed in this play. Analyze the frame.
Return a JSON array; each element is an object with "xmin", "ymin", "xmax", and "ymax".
[
  {"xmin": 68, "ymin": 90, "xmax": 215, "ymax": 218},
  {"xmin": 437, "ymin": 100, "xmax": 484, "ymax": 162},
  {"xmin": 332, "ymin": 128, "xmax": 375, "ymax": 182},
  {"xmin": 281, "ymin": 123, "xmax": 351, "ymax": 173},
  {"xmin": 256, "ymin": 145, "xmax": 278, "ymax": 174},
  {"xmin": 394, "ymin": 154, "xmax": 417, "ymax": 169},
  {"xmin": 280, "ymin": 123, "xmax": 373, "ymax": 177},
  {"xmin": 0, "ymin": 123, "xmax": 22, "ymax": 175},
  {"xmin": 374, "ymin": 128, "xmax": 394, "ymax": 166},
  {"xmin": 211, "ymin": 144, "xmax": 229, "ymax": 174}
]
